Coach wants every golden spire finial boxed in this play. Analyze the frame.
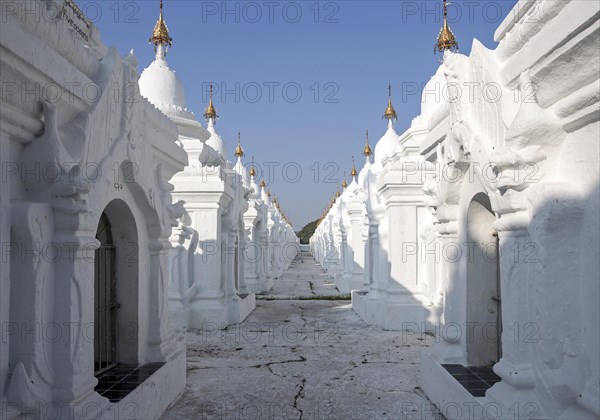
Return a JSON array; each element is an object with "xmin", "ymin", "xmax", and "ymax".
[
  {"xmin": 267, "ymin": 191, "xmax": 271, "ymax": 198},
  {"xmin": 204, "ymin": 83, "xmax": 218, "ymax": 121},
  {"xmin": 383, "ymin": 83, "xmax": 398, "ymax": 120},
  {"xmin": 235, "ymin": 132, "xmax": 244, "ymax": 158},
  {"xmin": 149, "ymin": 0, "xmax": 172, "ymax": 49},
  {"xmin": 435, "ymin": 0, "xmax": 459, "ymax": 54},
  {"xmin": 249, "ymin": 156, "xmax": 256, "ymax": 177},
  {"xmin": 342, "ymin": 172, "xmax": 348, "ymax": 189},
  {"xmin": 351, "ymin": 156, "xmax": 358, "ymax": 178},
  {"xmin": 363, "ymin": 130, "xmax": 372, "ymax": 157},
  {"xmin": 260, "ymin": 179, "xmax": 266, "ymax": 188}
]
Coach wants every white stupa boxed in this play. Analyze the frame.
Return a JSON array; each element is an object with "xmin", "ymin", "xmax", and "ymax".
[
  {"xmin": 233, "ymin": 132, "xmax": 250, "ymax": 188},
  {"xmin": 357, "ymin": 131, "xmax": 373, "ymax": 187},
  {"xmin": 203, "ymin": 84, "xmax": 228, "ymax": 161},
  {"xmin": 249, "ymin": 161, "xmax": 259, "ymax": 199},
  {"xmin": 139, "ymin": 0, "xmax": 194, "ymax": 120},
  {"xmin": 373, "ymin": 85, "xmax": 400, "ymax": 166}
]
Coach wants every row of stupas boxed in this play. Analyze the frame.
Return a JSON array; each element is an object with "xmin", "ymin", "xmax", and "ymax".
[
  {"xmin": 315, "ymin": 0, "xmax": 459, "ymax": 221},
  {"xmin": 0, "ymin": 0, "xmax": 596, "ymax": 418},
  {"xmin": 139, "ymin": 0, "xmax": 298, "ymax": 328},
  {"xmin": 310, "ymin": 0, "xmax": 600, "ymax": 418}
]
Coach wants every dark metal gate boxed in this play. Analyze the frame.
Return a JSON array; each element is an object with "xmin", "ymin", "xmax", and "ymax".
[
  {"xmin": 234, "ymin": 236, "xmax": 239, "ymax": 291},
  {"xmin": 494, "ymin": 233, "xmax": 502, "ymax": 362},
  {"xmin": 94, "ymin": 213, "xmax": 117, "ymax": 375}
]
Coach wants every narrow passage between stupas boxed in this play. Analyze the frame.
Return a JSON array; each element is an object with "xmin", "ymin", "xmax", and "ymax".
[{"xmin": 162, "ymin": 250, "xmax": 442, "ymax": 420}]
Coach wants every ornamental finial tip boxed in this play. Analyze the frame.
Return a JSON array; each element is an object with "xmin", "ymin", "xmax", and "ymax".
[
  {"xmin": 363, "ymin": 130, "xmax": 372, "ymax": 157},
  {"xmin": 383, "ymin": 83, "xmax": 398, "ymax": 120},
  {"xmin": 149, "ymin": 0, "xmax": 172, "ymax": 50},
  {"xmin": 235, "ymin": 132, "xmax": 244, "ymax": 158},
  {"xmin": 435, "ymin": 0, "xmax": 459, "ymax": 54},
  {"xmin": 250, "ymin": 156, "xmax": 256, "ymax": 177},
  {"xmin": 204, "ymin": 82, "xmax": 218, "ymax": 121}
]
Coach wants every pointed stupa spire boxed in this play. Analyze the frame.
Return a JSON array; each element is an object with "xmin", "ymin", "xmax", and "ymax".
[
  {"xmin": 363, "ymin": 130, "xmax": 372, "ymax": 158},
  {"xmin": 204, "ymin": 83, "xmax": 218, "ymax": 121},
  {"xmin": 235, "ymin": 132, "xmax": 245, "ymax": 158},
  {"xmin": 260, "ymin": 179, "xmax": 268, "ymax": 202},
  {"xmin": 383, "ymin": 84, "xmax": 398, "ymax": 121},
  {"xmin": 435, "ymin": 0, "xmax": 459, "ymax": 54},
  {"xmin": 351, "ymin": 156, "xmax": 358, "ymax": 179},
  {"xmin": 249, "ymin": 156, "xmax": 256, "ymax": 177},
  {"xmin": 341, "ymin": 172, "xmax": 348, "ymax": 189},
  {"xmin": 149, "ymin": 0, "xmax": 173, "ymax": 57}
]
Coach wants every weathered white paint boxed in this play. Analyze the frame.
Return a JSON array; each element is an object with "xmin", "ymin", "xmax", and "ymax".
[
  {"xmin": 312, "ymin": 1, "xmax": 599, "ymax": 418},
  {"xmin": 139, "ymin": 31, "xmax": 297, "ymax": 331},
  {"xmin": 0, "ymin": 1, "xmax": 188, "ymax": 417}
]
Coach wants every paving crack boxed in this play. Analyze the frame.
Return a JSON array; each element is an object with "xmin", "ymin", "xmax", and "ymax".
[
  {"xmin": 298, "ymin": 304, "xmax": 307, "ymax": 326},
  {"xmin": 250, "ymin": 356, "xmax": 308, "ymax": 377},
  {"xmin": 293, "ymin": 377, "xmax": 306, "ymax": 420}
]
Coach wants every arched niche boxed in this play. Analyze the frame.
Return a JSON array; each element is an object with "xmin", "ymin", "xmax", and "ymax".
[
  {"xmin": 466, "ymin": 192, "xmax": 501, "ymax": 366},
  {"xmin": 93, "ymin": 199, "xmax": 139, "ymax": 377}
]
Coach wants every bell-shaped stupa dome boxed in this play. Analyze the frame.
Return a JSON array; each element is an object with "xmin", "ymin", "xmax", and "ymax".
[{"xmin": 139, "ymin": 0, "xmax": 194, "ymax": 119}]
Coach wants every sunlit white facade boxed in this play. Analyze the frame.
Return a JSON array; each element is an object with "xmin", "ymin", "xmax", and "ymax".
[{"xmin": 311, "ymin": 1, "xmax": 600, "ymax": 417}]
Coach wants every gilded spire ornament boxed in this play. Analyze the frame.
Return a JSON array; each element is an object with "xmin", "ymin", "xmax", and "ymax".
[
  {"xmin": 234, "ymin": 132, "xmax": 244, "ymax": 158},
  {"xmin": 435, "ymin": 0, "xmax": 459, "ymax": 54},
  {"xmin": 363, "ymin": 130, "xmax": 372, "ymax": 157},
  {"xmin": 249, "ymin": 156, "xmax": 256, "ymax": 177},
  {"xmin": 260, "ymin": 179, "xmax": 266, "ymax": 188},
  {"xmin": 204, "ymin": 83, "xmax": 218, "ymax": 121},
  {"xmin": 383, "ymin": 84, "xmax": 398, "ymax": 120},
  {"xmin": 351, "ymin": 156, "xmax": 358, "ymax": 178},
  {"xmin": 149, "ymin": 0, "xmax": 172, "ymax": 50},
  {"xmin": 342, "ymin": 176, "xmax": 348, "ymax": 190}
]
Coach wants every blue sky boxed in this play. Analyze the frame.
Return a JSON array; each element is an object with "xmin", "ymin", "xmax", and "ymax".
[{"xmin": 80, "ymin": 0, "xmax": 517, "ymax": 228}]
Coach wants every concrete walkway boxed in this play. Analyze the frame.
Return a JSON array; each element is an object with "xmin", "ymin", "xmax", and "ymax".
[
  {"xmin": 260, "ymin": 252, "xmax": 343, "ymax": 299},
  {"xmin": 162, "ymin": 252, "xmax": 442, "ymax": 420}
]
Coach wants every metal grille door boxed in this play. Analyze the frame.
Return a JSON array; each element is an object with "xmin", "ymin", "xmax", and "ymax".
[
  {"xmin": 494, "ymin": 233, "xmax": 502, "ymax": 362},
  {"xmin": 94, "ymin": 213, "xmax": 117, "ymax": 375}
]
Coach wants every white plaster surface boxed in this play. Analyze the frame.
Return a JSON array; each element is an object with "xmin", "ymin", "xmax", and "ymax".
[
  {"xmin": 311, "ymin": 2, "xmax": 600, "ymax": 418},
  {"xmin": 260, "ymin": 252, "xmax": 342, "ymax": 299},
  {"xmin": 1, "ymin": 3, "xmax": 188, "ymax": 417},
  {"xmin": 162, "ymin": 252, "xmax": 442, "ymax": 419}
]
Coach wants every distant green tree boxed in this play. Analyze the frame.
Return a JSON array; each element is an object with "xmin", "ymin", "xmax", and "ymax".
[{"xmin": 296, "ymin": 219, "xmax": 319, "ymax": 244}]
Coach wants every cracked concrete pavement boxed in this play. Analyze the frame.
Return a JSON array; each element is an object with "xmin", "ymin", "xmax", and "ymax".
[
  {"xmin": 161, "ymin": 253, "xmax": 443, "ymax": 420},
  {"xmin": 259, "ymin": 252, "xmax": 342, "ymax": 299}
]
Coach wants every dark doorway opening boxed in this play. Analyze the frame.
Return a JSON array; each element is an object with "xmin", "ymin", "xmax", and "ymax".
[{"xmin": 94, "ymin": 212, "xmax": 118, "ymax": 375}]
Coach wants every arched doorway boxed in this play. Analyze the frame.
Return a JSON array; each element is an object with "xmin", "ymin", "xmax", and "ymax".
[
  {"xmin": 234, "ymin": 234, "xmax": 240, "ymax": 292},
  {"xmin": 94, "ymin": 213, "xmax": 117, "ymax": 375},
  {"xmin": 93, "ymin": 200, "xmax": 140, "ymax": 378},
  {"xmin": 466, "ymin": 192, "xmax": 501, "ymax": 366}
]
